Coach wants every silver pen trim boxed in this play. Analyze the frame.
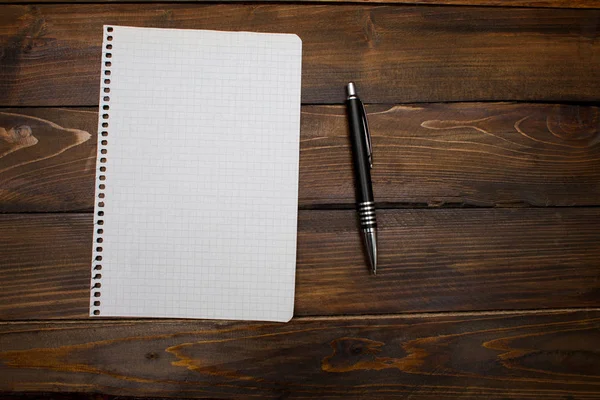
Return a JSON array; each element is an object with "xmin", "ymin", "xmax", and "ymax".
[{"xmin": 363, "ymin": 229, "xmax": 377, "ymax": 275}]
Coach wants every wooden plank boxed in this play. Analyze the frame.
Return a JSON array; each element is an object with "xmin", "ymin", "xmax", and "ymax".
[
  {"xmin": 0, "ymin": 5, "xmax": 598, "ymax": 106},
  {"xmin": 303, "ymin": 103, "xmax": 600, "ymax": 207},
  {"xmin": 0, "ymin": 395, "xmax": 105, "ymax": 400},
  {"xmin": 1, "ymin": 311, "xmax": 600, "ymax": 398},
  {"xmin": 1, "ymin": 105, "xmax": 599, "ymax": 213},
  {"xmin": 1, "ymin": 209, "xmax": 599, "ymax": 319},
  {"xmin": 392, "ymin": 0, "xmax": 600, "ymax": 6},
  {"xmin": 0, "ymin": 395, "xmax": 220, "ymax": 400},
  {"xmin": 0, "ymin": 0, "xmax": 599, "ymax": 8}
]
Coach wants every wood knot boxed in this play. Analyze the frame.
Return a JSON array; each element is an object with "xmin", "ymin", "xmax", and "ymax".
[
  {"xmin": 362, "ymin": 12, "xmax": 379, "ymax": 48},
  {"xmin": 0, "ymin": 125, "xmax": 33, "ymax": 144},
  {"xmin": 547, "ymin": 105, "xmax": 600, "ymax": 145},
  {"xmin": 0, "ymin": 124, "xmax": 37, "ymax": 158},
  {"xmin": 322, "ymin": 337, "xmax": 405, "ymax": 373},
  {"xmin": 151, "ymin": 10, "xmax": 176, "ymax": 28},
  {"xmin": 145, "ymin": 352, "xmax": 159, "ymax": 360}
]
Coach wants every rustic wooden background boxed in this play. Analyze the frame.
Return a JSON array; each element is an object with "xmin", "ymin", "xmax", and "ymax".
[{"xmin": 1, "ymin": 0, "xmax": 599, "ymax": 399}]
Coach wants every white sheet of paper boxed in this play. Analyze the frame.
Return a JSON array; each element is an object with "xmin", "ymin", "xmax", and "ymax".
[{"xmin": 90, "ymin": 26, "xmax": 302, "ymax": 322}]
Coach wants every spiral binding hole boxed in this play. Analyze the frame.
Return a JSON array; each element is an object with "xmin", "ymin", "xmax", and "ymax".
[{"xmin": 92, "ymin": 26, "xmax": 114, "ymax": 317}]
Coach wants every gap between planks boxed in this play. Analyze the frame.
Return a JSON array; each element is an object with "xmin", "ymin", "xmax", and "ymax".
[
  {"xmin": 2, "ymin": 307, "xmax": 600, "ymax": 325},
  {"xmin": 0, "ymin": 0, "xmax": 599, "ymax": 9},
  {"xmin": 3, "ymin": 204, "xmax": 600, "ymax": 215},
  {"xmin": 3, "ymin": 100, "xmax": 599, "ymax": 108}
]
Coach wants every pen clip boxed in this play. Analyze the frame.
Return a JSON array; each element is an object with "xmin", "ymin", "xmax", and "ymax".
[{"xmin": 360, "ymin": 101, "xmax": 373, "ymax": 168}]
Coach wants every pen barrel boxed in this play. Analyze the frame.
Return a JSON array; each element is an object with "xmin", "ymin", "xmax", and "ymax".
[{"xmin": 347, "ymin": 98, "xmax": 376, "ymax": 229}]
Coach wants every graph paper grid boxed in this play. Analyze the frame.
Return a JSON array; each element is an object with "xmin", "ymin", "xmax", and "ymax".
[{"xmin": 90, "ymin": 26, "xmax": 302, "ymax": 322}]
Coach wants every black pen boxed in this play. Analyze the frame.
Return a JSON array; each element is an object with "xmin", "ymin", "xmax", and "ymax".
[{"xmin": 346, "ymin": 82, "xmax": 377, "ymax": 274}]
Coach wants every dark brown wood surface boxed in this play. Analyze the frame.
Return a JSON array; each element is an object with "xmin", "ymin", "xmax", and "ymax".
[
  {"xmin": 2, "ymin": 311, "xmax": 600, "ymax": 399},
  {"xmin": 1, "ymin": 0, "xmax": 599, "ymax": 398},
  {"xmin": 1, "ymin": 104, "xmax": 599, "ymax": 212},
  {"xmin": 1, "ymin": 5, "xmax": 599, "ymax": 106},
  {"xmin": 2, "ymin": 0, "xmax": 600, "ymax": 8},
  {"xmin": 2, "ymin": 209, "xmax": 599, "ymax": 319}
]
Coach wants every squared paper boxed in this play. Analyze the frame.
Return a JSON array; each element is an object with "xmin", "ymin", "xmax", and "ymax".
[{"xmin": 90, "ymin": 26, "xmax": 302, "ymax": 322}]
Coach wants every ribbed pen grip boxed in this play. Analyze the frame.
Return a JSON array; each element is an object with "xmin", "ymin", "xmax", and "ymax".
[{"xmin": 358, "ymin": 201, "xmax": 377, "ymax": 228}]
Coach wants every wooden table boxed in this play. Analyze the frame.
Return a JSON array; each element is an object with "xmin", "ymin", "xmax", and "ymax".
[{"xmin": 1, "ymin": 0, "xmax": 600, "ymax": 398}]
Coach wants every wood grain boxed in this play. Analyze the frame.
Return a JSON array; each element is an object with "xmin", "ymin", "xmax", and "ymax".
[
  {"xmin": 1, "ymin": 105, "xmax": 599, "ymax": 212},
  {"xmin": 0, "ymin": 395, "xmax": 226, "ymax": 400},
  {"xmin": 1, "ymin": 209, "xmax": 599, "ymax": 319},
  {"xmin": 0, "ymin": 0, "xmax": 598, "ymax": 8},
  {"xmin": 303, "ymin": 103, "xmax": 600, "ymax": 207},
  {"xmin": 0, "ymin": 109, "xmax": 95, "ymax": 212},
  {"xmin": 392, "ymin": 0, "xmax": 600, "ymax": 6},
  {"xmin": 1, "ymin": 311, "xmax": 600, "ymax": 398},
  {"xmin": 0, "ymin": 394, "xmax": 115, "ymax": 400},
  {"xmin": 0, "ymin": 5, "xmax": 598, "ymax": 106}
]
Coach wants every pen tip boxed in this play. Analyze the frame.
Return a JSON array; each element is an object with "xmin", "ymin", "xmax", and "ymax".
[
  {"xmin": 372, "ymin": 258, "xmax": 377, "ymax": 275},
  {"xmin": 363, "ymin": 229, "xmax": 377, "ymax": 276}
]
